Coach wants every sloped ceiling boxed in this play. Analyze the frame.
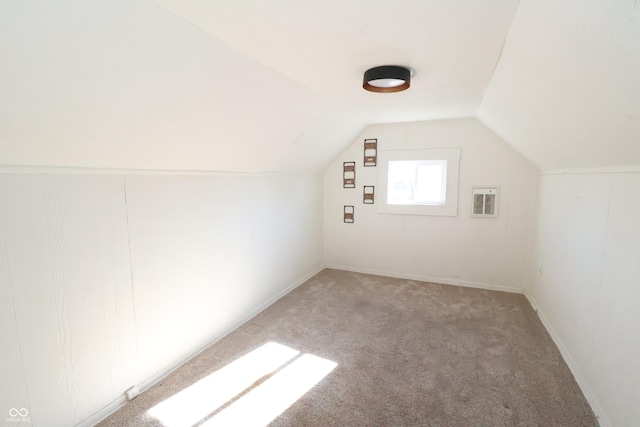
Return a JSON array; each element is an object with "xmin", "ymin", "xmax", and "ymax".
[
  {"xmin": 153, "ymin": 0, "xmax": 519, "ymax": 124},
  {"xmin": 479, "ymin": 0, "xmax": 640, "ymax": 170},
  {"xmin": 0, "ymin": 0, "xmax": 358, "ymax": 173},
  {"xmin": 0, "ymin": 0, "xmax": 518, "ymax": 173},
  {"xmin": 1, "ymin": 0, "xmax": 636, "ymax": 173}
]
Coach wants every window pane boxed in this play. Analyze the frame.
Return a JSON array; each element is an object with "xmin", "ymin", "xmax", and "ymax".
[
  {"xmin": 387, "ymin": 161, "xmax": 416, "ymax": 205},
  {"xmin": 415, "ymin": 162, "xmax": 446, "ymax": 204},
  {"xmin": 387, "ymin": 160, "xmax": 447, "ymax": 206}
]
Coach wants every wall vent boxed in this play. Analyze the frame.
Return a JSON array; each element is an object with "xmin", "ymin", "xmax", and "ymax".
[{"xmin": 472, "ymin": 187, "xmax": 498, "ymax": 217}]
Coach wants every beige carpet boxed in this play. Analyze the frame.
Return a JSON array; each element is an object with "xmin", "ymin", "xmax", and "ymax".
[{"xmin": 99, "ymin": 269, "xmax": 597, "ymax": 426}]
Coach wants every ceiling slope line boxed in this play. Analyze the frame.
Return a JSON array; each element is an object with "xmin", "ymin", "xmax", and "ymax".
[
  {"xmin": 477, "ymin": 0, "xmax": 523, "ymax": 115},
  {"xmin": 151, "ymin": 0, "xmax": 328, "ymax": 102}
]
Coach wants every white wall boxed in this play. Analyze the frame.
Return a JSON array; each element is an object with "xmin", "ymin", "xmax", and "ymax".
[
  {"xmin": 0, "ymin": 171, "xmax": 323, "ymax": 427},
  {"xmin": 324, "ymin": 118, "xmax": 538, "ymax": 292},
  {"xmin": 526, "ymin": 170, "xmax": 640, "ymax": 427}
]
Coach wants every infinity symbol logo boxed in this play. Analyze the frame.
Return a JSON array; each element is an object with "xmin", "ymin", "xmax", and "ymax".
[{"xmin": 9, "ymin": 408, "xmax": 28, "ymax": 417}]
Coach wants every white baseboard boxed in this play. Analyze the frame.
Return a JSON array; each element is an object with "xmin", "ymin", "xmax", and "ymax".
[
  {"xmin": 77, "ymin": 265, "xmax": 325, "ymax": 427},
  {"xmin": 523, "ymin": 292, "xmax": 610, "ymax": 427},
  {"xmin": 77, "ymin": 396, "xmax": 128, "ymax": 427},
  {"xmin": 326, "ymin": 264, "xmax": 523, "ymax": 294}
]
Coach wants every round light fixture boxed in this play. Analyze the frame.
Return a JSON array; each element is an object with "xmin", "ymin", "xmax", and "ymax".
[{"xmin": 363, "ymin": 65, "xmax": 411, "ymax": 93}]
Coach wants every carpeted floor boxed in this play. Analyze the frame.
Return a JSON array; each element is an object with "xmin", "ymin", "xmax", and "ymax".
[{"xmin": 99, "ymin": 269, "xmax": 597, "ymax": 427}]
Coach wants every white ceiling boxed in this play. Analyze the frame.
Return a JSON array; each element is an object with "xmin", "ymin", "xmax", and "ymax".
[
  {"xmin": 479, "ymin": 0, "xmax": 640, "ymax": 170},
  {"xmin": 0, "ymin": 0, "xmax": 360, "ymax": 173},
  {"xmin": 0, "ymin": 0, "xmax": 637, "ymax": 173},
  {"xmin": 154, "ymin": 0, "xmax": 519, "ymax": 124}
]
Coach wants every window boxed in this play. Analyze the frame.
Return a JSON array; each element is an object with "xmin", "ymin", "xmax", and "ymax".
[
  {"xmin": 387, "ymin": 160, "xmax": 447, "ymax": 205},
  {"xmin": 378, "ymin": 148, "xmax": 460, "ymax": 216}
]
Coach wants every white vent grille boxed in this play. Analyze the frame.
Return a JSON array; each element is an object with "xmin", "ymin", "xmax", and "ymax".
[{"xmin": 472, "ymin": 187, "xmax": 498, "ymax": 217}]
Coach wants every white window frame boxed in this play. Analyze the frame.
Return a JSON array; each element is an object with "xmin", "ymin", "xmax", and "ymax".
[{"xmin": 377, "ymin": 148, "xmax": 461, "ymax": 216}]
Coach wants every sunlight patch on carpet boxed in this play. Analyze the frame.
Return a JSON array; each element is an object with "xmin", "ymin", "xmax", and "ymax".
[
  {"xmin": 147, "ymin": 342, "xmax": 299, "ymax": 427},
  {"xmin": 147, "ymin": 342, "xmax": 337, "ymax": 427},
  {"xmin": 202, "ymin": 353, "xmax": 337, "ymax": 427}
]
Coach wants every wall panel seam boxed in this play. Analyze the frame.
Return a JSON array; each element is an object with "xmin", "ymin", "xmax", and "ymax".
[
  {"xmin": 122, "ymin": 175, "xmax": 141, "ymax": 384},
  {"xmin": 0, "ymin": 201, "xmax": 31, "ymax": 412}
]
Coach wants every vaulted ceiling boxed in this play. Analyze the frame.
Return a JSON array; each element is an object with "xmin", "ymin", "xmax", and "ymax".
[
  {"xmin": 0, "ymin": 0, "xmax": 638, "ymax": 173},
  {"xmin": 479, "ymin": 0, "xmax": 640, "ymax": 170}
]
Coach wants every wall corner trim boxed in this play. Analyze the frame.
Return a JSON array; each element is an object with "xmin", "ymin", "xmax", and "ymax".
[
  {"xmin": 0, "ymin": 164, "xmax": 322, "ymax": 177},
  {"xmin": 522, "ymin": 292, "xmax": 611, "ymax": 427},
  {"xmin": 540, "ymin": 165, "xmax": 640, "ymax": 176}
]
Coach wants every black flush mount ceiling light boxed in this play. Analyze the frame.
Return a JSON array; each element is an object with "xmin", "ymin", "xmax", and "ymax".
[{"xmin": 363, "ymin": 65, "xmax": 411, "ymax": 93}]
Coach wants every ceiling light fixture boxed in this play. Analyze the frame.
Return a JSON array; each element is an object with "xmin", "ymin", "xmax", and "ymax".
[{"xmin": 363, "ymin": 65, "xmax": 411, "ymax": 93}]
